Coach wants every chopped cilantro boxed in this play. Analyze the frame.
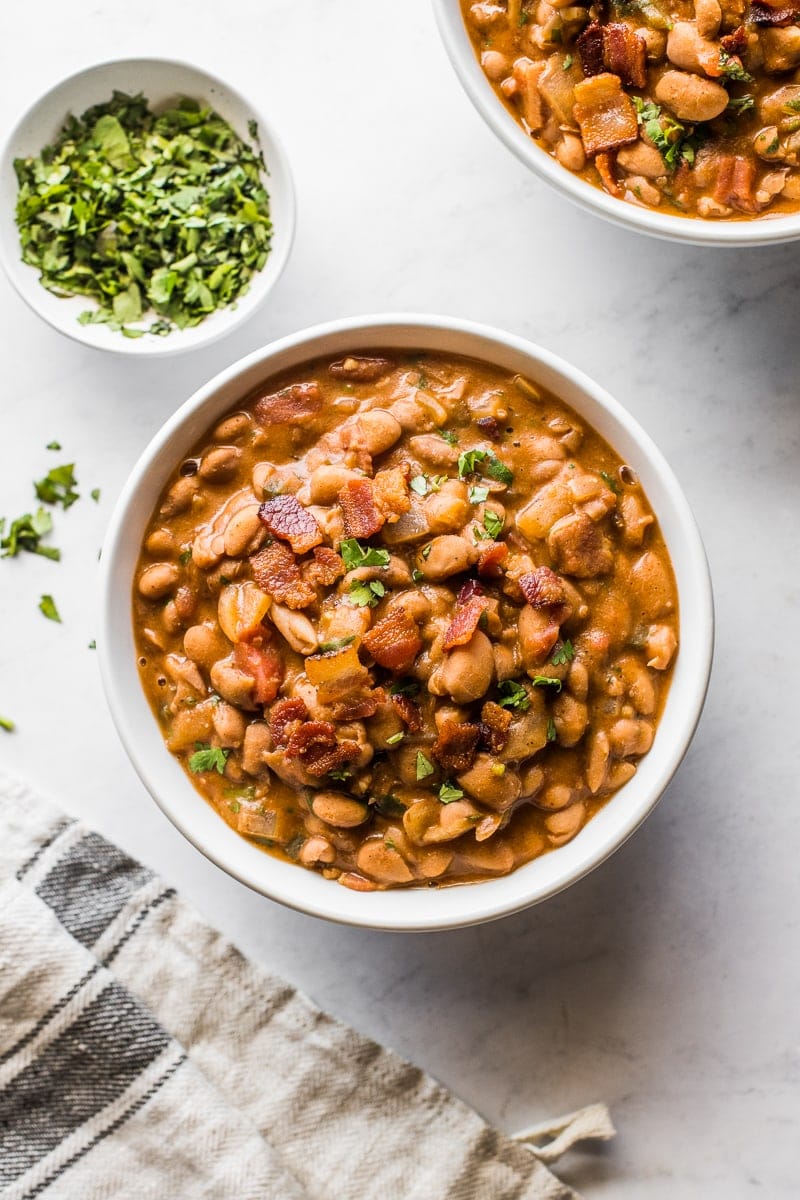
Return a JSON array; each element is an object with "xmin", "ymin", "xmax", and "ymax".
[
  {"xmin": 551, "ymin": 640, "xmax": 574, "ymax": 666},
  {"xmin": 563, "ymin": 54, "xmax": 573, "ymax": 69},
  {"xmin": 340, "ymin": 538, "xmax": 390, "ymax": 570},
  {"xmin": 14, "ymin": 92, "xmax": 273, "ymax": 337},
  {"xmin": 416, "ymin": 751, "xmax": 435, "ymax": 781},
  {"xmin": 227, "ymin": 799, "xmax": 241, "ymax": 814},
  {"xmin": 386, "ymin": 731, "xmax": 405, "ymax": 745},
  {"xmin": 90, "ymin": 487, "xmax": 101, "ymax": 502},
  {"xmin": 439, "ymin": 429, "xmax": 458, "ymax": 445},
  {"xmin": 458, "ymin": 449, "xmax": 487, "ymax": 478},
  {"xmin": 421, "ymin": 543, "xmax": 432, "ymax": 559},
  {"xmin": 0, "ymin": 716, "xmax": 15, "ymax": 732},
  {"xmin": 328, "ymin": 767, "xmax": 352, "ymax": 782},
  {"xmin": 632, "ymin": 97, "xmax": 700, "ymax": 170},
  {"xmin": 483, "ymin": 509, "xmax": 503, "ymax": 539},
  {"xmin": 457, "ymin": 448, "xmax": 513, "ymax": 486},
  {"xmin": 469, "ymin": 485, "xmax": 490, "ymax": 504},
  {"xmin": 410, "ymin": 474, "xmax": 429, "ymax": 496},
  {"xmin": 88, "ymin": 639, "xmax": 96, "ymax": 650},
  {"xmin": 188, "ymin": 743, "xmax": 229, "ymax": 774},
  {"xmin": 38, "ymin": 594, "xmax": 61, "ymax": 623},
  {"xmin": 784, "ymin": 99, "xmax": 800, "ymax": 114},
  {"xmin": 599, "ymin": 470, "xmax": 622, "ymax": 495},
  {"xmin": 531, "ymin": 675, "xmax": 562, "ymax": 691},
  {"xmin": 46, "ymin": 441, "xmax": 61, "ymax": 451},
  {"xmin": 318, "ymin": 635, "xmax": 356, "ymax": 653},
  {"xmin": 0, "ymin": 507, "xmax": 59, "ymax": 560},
  {"xmin": 390, "ymin": 679, "xmax": 419, "ymax": 696},
  {"xmin": 547, "ymin": 718, "xmax": 557, "ymax": 743},
  {"xmin": 726, "ymin": 95, "xmax": 755, "ymax": 116},
  {"xmin": 718, "ymin": 50, "xmax": 753, "ymax": 83},
  {"xmin": 412, "ymin": 568, "xmax": 424, "ymax": 582},
  {"xmin": 439, "ymin": 781, "xmax": 464, "ymax": 803},
  {"xmin": 179, "ymin": 547, "xmax": 193, "ymax": 566},
  {"xmin": 348, "ymin": 579, "xmax": 386, "ymax": 608},
  {"xmin": 497, "ymin": 680, "xmax": 530, "ymax": 711},
  {"xmin": 34, "ymin": 464, "xmax": 79, "ymax": 509},
  {"xmin": 486, "ymin": 455, "xmax": 513, "ymax": 485}
]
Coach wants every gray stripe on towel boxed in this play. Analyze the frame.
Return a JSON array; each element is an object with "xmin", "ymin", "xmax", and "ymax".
[
  {"xmin": 34, "ymin": 831, "xmax": 153, "ymax": 948},
  {"xmin": 0, "ymin": 980, "xmax": 170, "ymax": 1185}
]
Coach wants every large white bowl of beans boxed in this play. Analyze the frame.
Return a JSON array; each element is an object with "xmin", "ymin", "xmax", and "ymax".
[{"xmin": 99, "ymin": 315, "xmax": 713, "ymax": 930}]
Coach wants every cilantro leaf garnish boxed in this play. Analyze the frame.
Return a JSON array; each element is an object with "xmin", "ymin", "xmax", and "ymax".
[
  {"xmin": 718, "ymin": 50, "xmax": 753, "ymax": 83},
  {"xmin": 340, "ymin": 538, "xmax": 390, "ymax": 570},
  {"xmin": 34, "ymin": 464, "xmax": 79, "ymax": 510},
  {"xmin": 374, "ymin": 794, "xmax": 405, "ymax": 818},
  {"xmin": 469, "ymin": 485, "xmax": 490, "ymax": 504},
  {"xmin": 457, "ymin": 448, "xmax": 514, "ymax": 486},
  {"xmin": 551, "ymin": 640, "xmax": 574, "ymax": 666},
  {"xmin": 531, "ymin": 675, "xmax": 562, "ymax": 692},
  {"xmin": 410, "ymin": 475, "xmax": 429, "ymax": 496},
  {"xmin": 386, "ymin": 731, "xmax": 405, "ymax": 745},
  {"xmin": 439, "ymin": 781, "xmax": 464, "ymax": 803},
  {"xmin": 0, "ymin": 507, "xmax": 59, "ymax": 560},
  {"xmin": 317, "ymin": 635, "xmax": 356, "ymax": 653},
  {"xmin": 188, "ymin": 743, "xmax": 229, "ymax": 774},
  {"xmin": 632, "ymin": 97, "xmax": 701, "ymax": 170},
  {"xmin": 13, "ymin": 92, "xmax": 272, "ymax": 338},
  {"xmin": 547, "ymin": 718, "xmax": 557, "ymax": 743},
  {"xmin": 348, "ymin": 579, "xmax": 386, "ymax": 608},
  {"xmin": 496, "ymin": 680, "xmax": 530, "ymax": 711},
  {"xmin": 483, "ymin": 509, "xmax": 503, "ymax": 539},
  {"xmin": 38, "ymin": 594, "xmax": 62, "ymax": 623},
  {"xmin": 416, "ymin": 751, "xmax": 435, "ymax": 781},
  {"xmin": 438, "ymin": 429, "xmax": 458, "ymax": 446},
  {"xmin": 599, "ymin": 470, "xmax": 622, "ymax": 496}
]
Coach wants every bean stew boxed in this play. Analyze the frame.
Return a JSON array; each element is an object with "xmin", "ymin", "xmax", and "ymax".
[
  {"xmin": 134, "ymin": 352, "xmax": 679, "ymax": 891},
  {"xmin": 462, "ymin": 0, "xmax": 800, "ymax": 218}
]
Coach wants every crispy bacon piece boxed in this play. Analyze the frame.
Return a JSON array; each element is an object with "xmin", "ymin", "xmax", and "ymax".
[
  {"xmin": 457, "ymin": 579, "xmax": 485, "ymax": 605},
  {"xmin": 339, "ymin": 478, "xmax": 384, "ymax": 538},
  {"xmin": 749, "ymin": 2, "xmax": 798, "ymax": 23},
  {"xmin": 476, "ymin": 416, "xmax": 502, "ymax": 441},
  {"xmin": 442, "ymin": 596, "xmax": 490, "ymax": 651},
  {"xmin": 432, "ymin": 720, "xmax": 481, "ymax": 773},
  {"xmin": 574, "ymin": 74, "xmax": 638, "ymax": 158},
  {"xmin": 233, "ymin": 639, "xmax": 284, "ymax": 705},
  {"xmin": 254, "ymin": 382, "xmax": 321, "ymax": 425},
  {"xmin": 362, "ymin": 608, "xmax": 423, "ymax": 672},
  {"xmin": 595, "ymin": 152, "xmax": 622, "ymax": 197},
  {"xmin": 578, "ymin": 23, "xmax": 605, "ymax": 76},
  {"xmin": 720, "ymin": 23, "xmax": 750, "ymax": 50},
  {"xmin": 269, "ymin": 697, "xmax": 309, "ymax": 746},
  {"xmin": 391, "ymin": 692, "xmax": 422, "ymax": 732},
  {"xmin": 602, "ymin": 24, "xmax": 647, "ymax": 88},
  {"xmin": 302, "ymin": 546, "xmax": 345, "ymax": 588},
  {"xmin": 330, "ymin": 687, "xmax": 385, "ymax": 721},
  {"xmin": 480, "ymin": 701, "xmax": 512, "ymax": 755},
  {"xmin": 285, "ymin": 721, "xmax": 362, "ymax": 777},
  {"xmin": 714, "ymin": 155, "xmax": 758, "ymax": 213},
  {"xmin": 372, "ymin": 464, "xmax": 412, "ymax": 524},
  {"xmin": 477, "ymin": 541, "xmax": 509, "ymax": 578},
  {"xmin": 250, "ymin": 542, "xmax": 316, "ymax": 610},
  {"xmin": 258, "ymin": 495, "xmax": 323, "ymax": 555},
  {"xmin": 329, "ymin": 356, "xmax": 393, "ymax": 382},
  {"xmin": 518, "ymin": 566, "xmax": 567, "ymax": 609}
]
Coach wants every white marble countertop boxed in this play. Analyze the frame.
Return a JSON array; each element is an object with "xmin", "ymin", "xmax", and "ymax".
[{"xmin": 1, "ymin": 2, "xmax": 798, "ymax": 1195}]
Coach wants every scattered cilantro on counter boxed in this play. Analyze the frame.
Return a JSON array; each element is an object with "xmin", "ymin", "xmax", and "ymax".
[{"xmin": 38, "ymin": 594, "xmax": 61, "ymax": 622}]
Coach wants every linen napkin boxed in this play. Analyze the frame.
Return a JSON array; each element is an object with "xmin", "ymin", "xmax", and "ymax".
[{"xmin": 0, "ymin": 769, "xmax": 613, "ymax": 1199}]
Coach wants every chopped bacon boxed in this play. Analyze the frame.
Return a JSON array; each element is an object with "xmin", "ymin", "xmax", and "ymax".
[
  {"xmin": 595, "ymin": 152, "xmax": 622, "ymax": 197},
  {"xmin": 432, "ymin": 720, "xmax": 481, "ymax": 773},
  {"xmin": 721, "ymin": 23, "xmax": 750, "ymax": 50},
  {"xmin": 578, "ymin": 23, "xmax": 605, "ymax": 76},
  {"xmin": 391, "ymin": 692, "xmax": 422, "ymax": 732},
  {"xmin": 749, "ymin": 2, "xmax": 798, "ymax": 23},
  {"xmin": 714, "ymin": 155, "xmax": 758, "ymax": 213},
  {"xmin": 234, "ymin": 639, "xmax": 284, "ymax": 705},
  {"xmin": 251, "ymin": 542, "xmax": 316, "ymax": 609},
  {"xmin": 476, "ymin": 416, "xmax": 502, "ymax": 441},
  {"xmin": 254, "ymin": 382, "xmax": 321, "ymax": 425},
  {"xmin": 362, "ymin": 608, "xmax": 423, "ymax": 671},
  {"xmin": 284, "ymin": 720, "xmax": 361, "ymax": 777},
  {"xmin": 518, "ymin": 566, "xmax": 567, "ymax": 609},
  {"xmin": 329, "ymin": 687, "xmax": 385, "ymax": 721},
  {"xmin": 339, "ymin": 478, "xmax": 384, "ymax": 538},
  {"xmin": 457, "ymin": 579, "xmax": 485, "ymax": 605},
  {"xmin": 329, "ymin": 356, "xmax": 393, "ymax": 382},
  {"xmin": 442, "ymin": 596, "xmax": 490, "ymax": 651},
  {"xmin": 269, "ymin": 697, "xmax": 309, "ymax": 746},
  {"xmin": 372, "ymin": 464, "xmax": 412, "ymax": 524},
  {"xmin": 479, "ymin": 701, "xmax": 512, "ymax": 754},
  {"xmin": 601, "ymin": 24, "xmax": 647, "ymax": 88},
  {"xmin": 258, "ymin": 495, "xmax": 323, "ymax": 555},
  {"xmin": 477, "ymin": 541, "xmax": 509, "ymax": 578},
  {"xmin": 574, "ymin": 74, "xmax": 638, "ymax": 158},
  {"xmin": 302, "ymin": 546, "xmax": 345, "ymax": 588}
]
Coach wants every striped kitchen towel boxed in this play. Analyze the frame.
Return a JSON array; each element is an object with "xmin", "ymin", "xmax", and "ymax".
[{"xmin": 0, "ymin": 770, "xmax": 613, "ymax": 1199}]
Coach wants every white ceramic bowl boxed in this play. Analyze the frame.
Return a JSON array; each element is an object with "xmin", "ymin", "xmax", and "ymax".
[
  {"xmin": 432, "ymin": 0, "xmax": 800, "ymax": 247},
  {"xmin": 99, "ymin": 314, "xmax": 714, "ymax": 930},
  {"xmin": 0, "ymin": 58, "xmax": 295, "ymax": 355}
]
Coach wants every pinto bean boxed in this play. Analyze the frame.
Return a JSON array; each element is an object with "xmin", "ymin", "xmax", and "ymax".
[
  {"xmin": 617, "ymin": 140, "xmax": 666, "ymax": 179},
  {"xmin": 138, "ymin": 562, "xmax": 179, "ymax": 599},
  {"xmin": 545, "ymin": 800, "xmax": 586, "ymax": 845},
  {"xmin": 609, "ymin": 717, "xmax": 655, "ymax": 757},
  {"xmin": 269, "ymin": 604, "xmax": 318, "ymax": 655},
  {"xmin": 423, "ymin": 481, "xmax": 471, "ymax": 534},
  {"xmin": 552, "ymin": 693, "xmax": 588, "ymax": 746},
  {"xmin": 457, "ymin": 754, "xmax": 522, "ymax": 811},
  {"xmin": 357, "ymin": 409, "xmax": 403, "ymax": 455},
  {"xmin": 308, "ymin": 464, "xmax": 363, "ymax": 505},
  {"xmin": 409, "ymin": 434, "xmax": 459, "ymax": 468},
  {"xmin": 645, "ymin": 623, "xmax": 677, "ymax": 670},
  {"xmin": 212, "ymin": 702, "xmax": 248, "ymax": 748},
  {"xmin": 311, "ymin": 792, "xmax": 370, "ymax": 828},
  {"xmin": 695, "ymin": 0, "xmax": 721, "ymax": 37},
  {"xmin": 403, "ymin": 798, "xmax": 480, "ymax": 845},
  {"xmin": 200, "ymin": 445, "xmax": 242, "ymax": 483},
  {"xmin": 299, "ymin": 836, "xmax": 336, "ymax": 866},
  {"xmin": 160, "ymin": 476, "xmax": 198, "ymax": 517},
  {"xmin": 666, "ymin": 22, "xmax": 718, "ymax": 75},
  {"xmin": 481, "ymin": 49, "xmax": 510, "ymax": 79},
  {"xmin": 356, "ymin": 839, "xmax": 414, "ymax": 884},
  {"xmin": 213, "ymin": 413, "xmax": 251, "ymax": 442},
  {"xmin": 210, "ymin": 656, "xmax": 258, "ymax": 710},
  {"xmin": 416, "ymin": 535, "xmax": 478, "ymax": 581},
  {"xmin": 184, "ymin": 622, "xmax": 230, "ymax": 669},
  {"xmin": 630, "ymin": 550, "xmax": 675, "ymax": 620},
  {"xmin": 223, "ymin": 503, "xmax": 264, "ymax": 558},
  {"xmin": 145, "ymin": 529, "xmax": 175, "ymax": 556},
  {"xmin": 432, "ymin": 630, "xmax": 495, "ymax": 704},
  {"xmin": 655, "ymin": 70, "xmax": 729, "ymax": 123},
  {"xmin": 536, "ymin": 784, "xmax": 576, "ymax": 811},
  {"xmin": 456, "ymin": 839, "xmax": 515, "ymax": 876},
  {"xmin": 241, "ymin": 722, "xmax": 272, "ymax": 775},
  {"xmin": 556, "ymin": 133, "xmax": 586, "ymax": 172}
]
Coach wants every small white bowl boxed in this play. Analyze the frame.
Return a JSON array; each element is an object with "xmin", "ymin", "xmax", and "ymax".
[
  {"xmin": 99, "ymin": 314, "xmax": 714, "ymax": 931},
  {"xmin": 432, "ymin": 0, "xmax": 800, "ymax": 248},
  {"xmin": 0, "ymin": 58, "xmax": 295, "ymax": 355}
]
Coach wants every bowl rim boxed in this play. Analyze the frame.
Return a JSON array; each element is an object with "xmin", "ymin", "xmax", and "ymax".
[
  {"xmin": 0, "ymin": 55, "xmax": 296, "ymax": 357},
  {"xmin": 98, "ymin": 312, "xmax": 714, "ymax": 931},
  {"xmin": 430, "ymin": 0, "xmax": 800, "ymax": 248}
]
